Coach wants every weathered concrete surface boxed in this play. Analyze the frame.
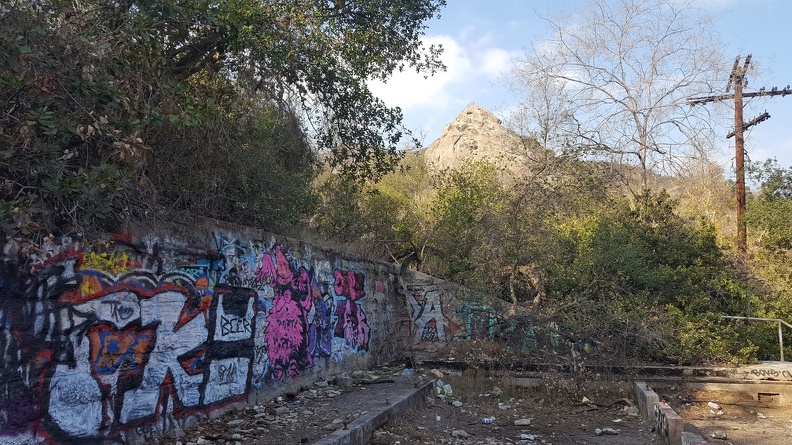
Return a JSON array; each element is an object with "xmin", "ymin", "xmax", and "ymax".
[
  {"xmin": 654, "ymin": 402, "xmax": 684, "ymax": 445},
  {"xmin": 635, "ymin": 381, "xmax": 661, "ymax": 424},
  {"xmin": 681, "ymin": 431, "xmax": 711, "ymax": 444},
  {"xmin": 312, "ymin": 379, "xmax": 434, "ymax": 445}
]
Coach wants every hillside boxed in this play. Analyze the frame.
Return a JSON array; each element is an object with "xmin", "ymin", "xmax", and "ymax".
[{"xmin": 423, "ymin": 104, "xmax": 546, "ymax": 176}]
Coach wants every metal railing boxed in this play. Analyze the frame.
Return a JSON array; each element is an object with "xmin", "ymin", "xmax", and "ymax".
[{"xmin": 722, "ymin": 315, "xmax": 792, "ymax": 362}]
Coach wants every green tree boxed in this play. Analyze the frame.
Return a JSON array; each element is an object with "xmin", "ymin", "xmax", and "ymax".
[
  {"xmin": 748, "ymin": 160, "xmax": 792, "ymax": 253},
  {"xmin": 1, "ymin": 0, "xmax": 446, "ymax": 236},
  {"xmin": 310, "ymin": 152, "xmax": 434, "ymax": 261},
  {"xmin": 743, "ymin": 160, "xmax": 792, "ymax": 359}
]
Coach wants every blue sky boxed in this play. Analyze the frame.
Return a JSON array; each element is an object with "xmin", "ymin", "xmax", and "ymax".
[{"xmin": 369, "ymin": 0, "xmax": 792, "ymax": 170}]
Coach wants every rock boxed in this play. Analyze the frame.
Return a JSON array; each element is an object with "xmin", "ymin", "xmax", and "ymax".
[
  {"xmin": 451, "ymin": 400, "xmax": 463, "ymax": 407},
  {"xmin": 430, "ymin": 369, "xmax": 444, "ymax": 378},
  {"xmin": 595, "ymin": 428, "xmax": 619, "ymax": 436},
  {"xmin": 514, "ymin": 418, "xmax": 532, "ymax": 426},
  {"xmin": 227, "ymin": 420, "xmax": 245, "ymax": 426},
  {"xmin": 519, "ymin": 433, "xmax": 536, "ymax": 441},
  {"xmin": 335, "ymin": 376, "xmax": 354, "ymax": 387},
  {"xmin": 491, "ymin": 386, "xmax": 503, "ymax": 396},
  {"xmin": 451, "ymin": 429, "xmax": 470, "ymax": 438},
  {"xmin": 315, "ymin": 380, "xmax": 329, "ymax": 388},
  {"xmin": 230, "ymin": 434, "xmax": 242, "ymax": 440},
  {"xmin": 424, "ymin": 104, "xmax": 541, "ymax": 179},
  {"xmin": 165, "ymin": 427, "xmax": 186, "ymax": 439},
  {"xmin": 275, "ymin": 407, "xmax": 290, "ymax": 415}
]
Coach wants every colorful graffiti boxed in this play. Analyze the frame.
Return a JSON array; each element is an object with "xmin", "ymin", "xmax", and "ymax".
[
  {"xmin": 454, "ymin": 304, "xmax": 496, "ymax": 341},
  {"xmin": 0, "ymin": 235, "xmax": 372, "ymax": 443},
  {"xmin": 406, "ymin": 290, "xmax": 455, "ymax": 344}
]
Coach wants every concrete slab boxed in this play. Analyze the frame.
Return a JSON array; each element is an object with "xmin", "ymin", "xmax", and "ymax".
[
  {"xmin": 733, "ymin": 361, "xmax": 792, "ymax": 381},
  {"xmin": 681, "ymin": 432, "xmax": 711, "ymax": 444},
  {"xmin": 635, "ymin": 381, "xmax": 660, "ymax": 424},
  {"xmin": 312, "ymin": 379, "xmax": 434, "ymax": 445}
]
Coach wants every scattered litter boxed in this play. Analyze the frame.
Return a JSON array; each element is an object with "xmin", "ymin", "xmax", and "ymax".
[
  {"xmin": 757, "ymin": 412, "xmax": 768, "ymax": 419},
  {"xmin": 594, "ymin": 427, "xmax": 619, "ymax": 436},
  {"xmin": 452, "ymin": 400, "xmax": 463, "ymax": 407},
  {"xmin": 514, "ymin": 418, "xmax": 532, "ymax": 426},
  {"xmin": 519, "ymin": 433, "xmax": 536, "ymax": 441},
  {"xmin": 401, "ymin": 368, "xmax": 414, "ymax": 376},
  {"xmin": 582, "ymin": 396, "xmax": 591, "ymax": 404},
  {"xmin": 430, "ymin": 369, "xmax": 444, "ymax": 378},
  {"xmin": 625, "ymin": 406, "xmax": 639, "ymax": 417},
  {"xmin": 482, "ymin": 416, "xmax": 495, "ymax": 424},
  {"xmin": 435, "ymin": 415, "xmax": 441, "ymax": 421},
  {"xmin": 707, "ymin": 402, "xmax": 721, "ymax": 410},
  {"xmin": 710, "ymin": 431, "xmax": 728, "ymax": 440}
]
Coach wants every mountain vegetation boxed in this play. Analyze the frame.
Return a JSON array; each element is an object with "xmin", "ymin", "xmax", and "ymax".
[
  {"xmin": 1, "ymin": 0, "xmax": 445, "ymax": 237},
  {"xmin": 3, "ymin": 0, "xmax": 792, "ymax": 366}
]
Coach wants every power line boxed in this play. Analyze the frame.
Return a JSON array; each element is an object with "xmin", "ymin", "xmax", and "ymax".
[{"xmin": 687, "ymin": 54, "xmax": 791, "ymax": 256}]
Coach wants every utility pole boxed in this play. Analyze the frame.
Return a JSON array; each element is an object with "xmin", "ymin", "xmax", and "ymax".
[{"xmin": 688, "ymin": 54, "xmax": 792, "ymax": 256}]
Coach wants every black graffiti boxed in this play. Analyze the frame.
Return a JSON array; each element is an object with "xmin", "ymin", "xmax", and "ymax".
[
  {"xmin": 220, "ymin": 316, "xmax": 251, "ymax": 336},
  {"xmin": 104, "ymin": 301, "xmax": 136, "ymax": 323},
  {"xmin": 654, "ymin": 405, "xmax": 670, "ymax": 441},
  {"xmin": 254, "ymin": 345, "xmax": 267, "ymax": 364},
  {"xmin": 749, "ymin": 368, "xmax": 792, "ymax": 380},
  {"xmin": 216, "ymin": 363, "xmax": 237, "ymax": 384}
]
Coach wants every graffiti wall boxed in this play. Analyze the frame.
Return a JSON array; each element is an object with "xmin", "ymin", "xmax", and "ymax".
[
  {"xmin": 398, "ymin": 276, "xmax": 500, "ymax": 353},
  {"xmin": 0, "ymin": 229, "xmax": 383, "ymax": 444}
]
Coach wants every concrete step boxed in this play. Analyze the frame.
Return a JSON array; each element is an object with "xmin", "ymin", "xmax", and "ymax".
[{"xmin": 312, "ymin": 379, "xmax": 434, "ymax": 445}]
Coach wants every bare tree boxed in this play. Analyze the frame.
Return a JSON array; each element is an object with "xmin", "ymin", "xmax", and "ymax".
[{"xmin": 510, "ymin": 0, "xmax": 725, "ymax": 191}]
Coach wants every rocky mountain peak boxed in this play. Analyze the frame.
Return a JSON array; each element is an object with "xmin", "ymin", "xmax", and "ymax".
[{"xmin": 423, "ymin": 103, "xmax": 534, "ymax": 174}]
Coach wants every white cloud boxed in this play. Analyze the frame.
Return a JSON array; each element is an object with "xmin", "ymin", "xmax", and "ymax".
[
  {"xmin": 368, "ymin": 35, "xmax": 472, "ymax": 111},
  {"xmin": 369, "ymin": 34, "xmax": 521, "ymax": 112},
  {"xmin": 480, "ymin": 48, "xmax": 519, "ymax": 79}
]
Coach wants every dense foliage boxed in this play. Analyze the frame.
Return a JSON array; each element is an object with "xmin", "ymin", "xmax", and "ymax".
[
  {"xmin": 1, "ymin": 0, "xmax": 445, "ymax": 236},
  {"xmin": 314, "ymin": 153, "xmax": 792, "ymax": 365}
]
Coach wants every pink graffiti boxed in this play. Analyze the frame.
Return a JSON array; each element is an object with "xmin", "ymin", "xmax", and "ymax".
[
  {"xmin": 257, "ymin": 245, "xmax": 293, "ymax": 287},
  {"xmin": 333, "ymin": 270, "xmax": 365, "ymax": 301},
  {"xmin": 332, "ymin": 269, "xmax": 370, "ymax": 351},
  {"xmin": 266, "ymin": 287, "xmax": 312, "ymax": 379}
]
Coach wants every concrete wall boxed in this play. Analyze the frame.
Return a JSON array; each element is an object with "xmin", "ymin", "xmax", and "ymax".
[
  {"xmin": 396, "ymin": 271, "xmax": 506, "ymax": 360},
  {"xmin": 0, "ymin": 222, "xmax": 411, "ymax": 444}
]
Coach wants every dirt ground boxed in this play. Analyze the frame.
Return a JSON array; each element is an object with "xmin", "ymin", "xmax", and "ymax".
[
  {"xmin": 660, "ymin": 388, "xmax": 792, "ymax": 445},
  {"xmin": 369, "ymin": 370, "xmax": 657, "ymax": 445},
  {"xmin": 146, "ymin": 366, "xmax": 422, "ymax": 445},
  {"xmin": 146, "ymin": 367, "xmax": 792, "ymax": 445}
]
